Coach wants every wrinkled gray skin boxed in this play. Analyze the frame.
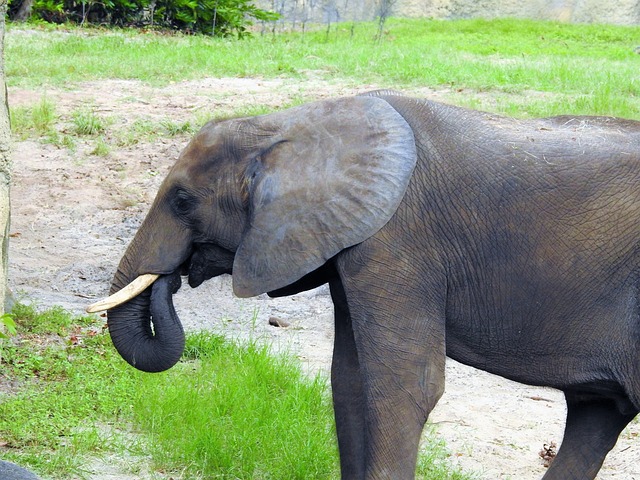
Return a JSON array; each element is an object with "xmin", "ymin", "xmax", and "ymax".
[{"xmin": 107, "ymin": 92, "xmax": 640, "ymax": 479}]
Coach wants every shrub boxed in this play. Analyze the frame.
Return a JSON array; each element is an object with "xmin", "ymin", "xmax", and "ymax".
[
  {"xmin": 154, "ymin": 0, "xmax": 278, "ymax": 36},
  {"xmin": 7, "ymin": 0, "xmax": 278, "ymax": 37}
]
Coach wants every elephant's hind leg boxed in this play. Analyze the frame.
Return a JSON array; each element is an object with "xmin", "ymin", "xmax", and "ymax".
[{"xmin": 542, "ymin": 393, "xmax": 637, "ymax": 480}]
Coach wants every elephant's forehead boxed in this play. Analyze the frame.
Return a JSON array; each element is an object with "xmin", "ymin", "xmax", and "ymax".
[
  {"xmin": 169, "ymin": 131, "xmax": 244, "ymax": 183},
  {"xmin": 191, "ymin": 122, "xmax": 235, "ymax": 150},
  {"xmin": 195, "ymin": 118, "xmax": 275, "ymax": 150}
]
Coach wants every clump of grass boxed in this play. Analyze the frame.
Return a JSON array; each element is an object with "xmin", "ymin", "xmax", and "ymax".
[
  {"xmin": 10, "ymin": 302, "xmax": 93, "ymax": 336},
  {"xmin": 10, "ymin": 97, "xmax": 57, "ymax": 139},
  {"xmin": 417, "ymin": 425, "xmax": 477, "ymax": 479},
  {"xmin": 31, "ymin": 97, "xmax": 57, "ymax": 134},
  {"xmin": 91, "ymin": 136, "xmax": 111, "ymax": 156},
  {"xmin": 113, "ymin": 118, "xmax": 160, "ymax": 146},
  {"xmin": 182, "ymin": 329, "xmax": 227, "ymax": 359},
  {"xmin": 8, "ymin": 106, "xmax": 30, "ymax": 138},
  {"xmin": 72, "ymin": 108, "xmax": 107, "ymax": 135},
  {"xmin": 161, "ymin": 119, "xmax": 194, "ymax": 136},
  {"xmin": 130, "ymin": 117, "xmax": 156, "ymax": 136},
  {"xmin": 58, "ymin": 134, "xmax": 77, "ymax": 150}
]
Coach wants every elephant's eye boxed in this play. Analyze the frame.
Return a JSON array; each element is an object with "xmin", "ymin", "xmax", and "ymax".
[{"xmin": 172, "ymin": 189, "xmax": 197, "ymax": 216}]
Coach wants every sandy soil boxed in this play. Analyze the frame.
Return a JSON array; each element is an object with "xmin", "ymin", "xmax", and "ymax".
[{"xmin": 7, "ymin": 77, "xmax": 640, "ymax": 479}]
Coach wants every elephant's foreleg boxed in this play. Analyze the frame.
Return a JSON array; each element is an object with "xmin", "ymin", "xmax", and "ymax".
[
  {"xmin": 542, "ymin": 393, "xmax": 637, "ymax": 480},
  {"xmin": 330, "ymin": 278, "xmax": 366, "ymax": 479},
  {"xmin": 336, "ymin": 247, "xmax": 447, "ymax": 479}
]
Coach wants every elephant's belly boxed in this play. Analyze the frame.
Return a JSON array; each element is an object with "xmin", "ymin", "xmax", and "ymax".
[
  {"xmin": 444, "ymin": 318, "xmax": 633, "ymax": 396},
  {"xmin": 444, "ymin": 329, "xmax": 552, "ymax": 386}
]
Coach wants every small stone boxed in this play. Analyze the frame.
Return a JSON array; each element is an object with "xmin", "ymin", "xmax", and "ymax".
[{"xmin": 268, "ymin": 316, "xmax": 290, "ymax": 328}]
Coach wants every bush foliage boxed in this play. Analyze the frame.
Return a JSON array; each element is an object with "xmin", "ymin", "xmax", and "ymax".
[{"xmin": 7, "ymin": 0, "xmax": 278, "ymax": 36}]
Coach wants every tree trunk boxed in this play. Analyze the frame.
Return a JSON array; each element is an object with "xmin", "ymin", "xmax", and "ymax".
[
  {"xmin": 0, "ymin": 0, "xmax": 12, "ymax": 332},
  {"xmin": 12, "ymin": 0, "xmax": 34, "ymax": 21}
]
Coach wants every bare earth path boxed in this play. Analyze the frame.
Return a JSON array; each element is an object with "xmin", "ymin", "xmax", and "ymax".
[{"xmin": 8, "ymin": 78, "xmax": 640, "ymax": 479}]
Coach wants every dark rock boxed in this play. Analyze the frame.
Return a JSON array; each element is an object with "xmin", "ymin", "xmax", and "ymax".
[{"xmin": 0, "ymin": 461, "xmax": 41, "ymax": 480}]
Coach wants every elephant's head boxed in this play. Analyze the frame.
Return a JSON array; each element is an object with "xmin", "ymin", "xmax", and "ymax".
[{"xmin": 87, "ymin": 95, "xmax": 417, "ymax": 372}]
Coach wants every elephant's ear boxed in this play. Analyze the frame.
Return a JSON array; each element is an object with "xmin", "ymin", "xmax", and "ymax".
[{"xmin": 232, "ymin": 96, "xmax": 416, "ymax": 298}]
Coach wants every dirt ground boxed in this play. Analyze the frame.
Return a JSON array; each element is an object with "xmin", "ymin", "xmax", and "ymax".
[{"xmin": 7, "ymin": 77, "xmax": 640, "ymax": 479}]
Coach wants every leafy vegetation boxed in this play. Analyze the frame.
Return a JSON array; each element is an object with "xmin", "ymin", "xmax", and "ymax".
[
  {"xmin": 7, "ymin": 0, "xmax": 278, "ymax": 36},
  {"xmin": 0, "ymin": 314, "xmax": 16, "ymax": 340}
]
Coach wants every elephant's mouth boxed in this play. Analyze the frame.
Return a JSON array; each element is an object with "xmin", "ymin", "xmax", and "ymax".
[
  {"xmin": 182, "ymin": 242, "xmax": 235, "ymax": 288},
  {"xmin": 87, "ymin": 243, "xmax": 235, "ymax": 314}
]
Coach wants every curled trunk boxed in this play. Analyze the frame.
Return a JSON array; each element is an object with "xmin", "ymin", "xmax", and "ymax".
[{"xmin": 107, "ymin": 271, "xmax": 185, "ymax": 373}]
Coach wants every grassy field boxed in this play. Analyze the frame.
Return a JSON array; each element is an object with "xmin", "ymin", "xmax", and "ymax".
[{"xmin": 7, "ymin": 18, "xmax": 640, "ymax": 119}]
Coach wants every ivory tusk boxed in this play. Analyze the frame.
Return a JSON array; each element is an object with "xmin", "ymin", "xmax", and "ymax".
[{"xmin": 86, "ymin": 273, "xmax": 160, "ymax": 313}]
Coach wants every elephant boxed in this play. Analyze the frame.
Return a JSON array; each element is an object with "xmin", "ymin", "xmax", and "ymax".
[{"xmin": 87, "ymin": 91, "xmax": 640, "ymax": 479}]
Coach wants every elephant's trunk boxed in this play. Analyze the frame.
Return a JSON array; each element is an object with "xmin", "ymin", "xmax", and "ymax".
[{"xmin": 107, "ymin": 269, "xmax": 185, "ymax": 373}]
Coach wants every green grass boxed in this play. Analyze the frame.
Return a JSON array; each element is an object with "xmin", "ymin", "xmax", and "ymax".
[
  {"xmin": 90, "ymin": 136, "xmax": 111, "ymax": 156},
  {"xmin": 0, "ymin": 305, "xmax": 472, "ymax": 479},
  {"xmin": 8, "ymin": 302, "xmax": 93, "ymax": 336},
  {"xmin": 417, "ymin": 427, "xmax": 473, "ymax": 480},
  {"xmin": 10, "ymin": 96, "xmax": 57, "ymax": 139},
  {"xmin": 71, "ymin": 108, "xmax": 108, "ymax": 136},
  {"xmin": 7, "ymin": 18, "xmax": 640, "ymax": 118},
  {"xmin": 0, "ymin": 303, "xmax": 138, "ymax": 477},
  {"xmin": 9, "ymin": 93, "xmax": 302, "ymax": 152},
  {"xmin": 10, "ymin": 96, "xmax": 199, "ymax": 151},
  {"xmin": 135, "ymin": 332, "xmax": 339, "ymax": 479}
]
